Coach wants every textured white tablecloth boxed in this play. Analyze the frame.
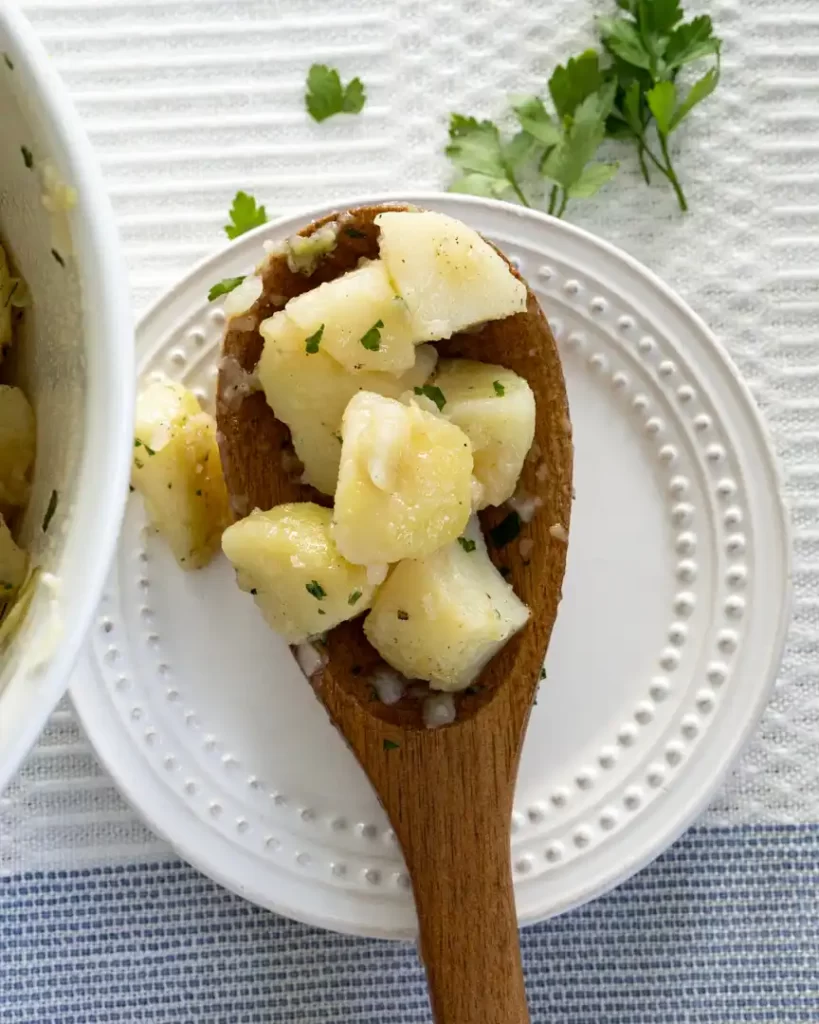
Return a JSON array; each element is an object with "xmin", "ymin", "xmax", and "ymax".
[{"xmin": 2, "ymin": 1, "xmax": 818, "ymax": 1021}]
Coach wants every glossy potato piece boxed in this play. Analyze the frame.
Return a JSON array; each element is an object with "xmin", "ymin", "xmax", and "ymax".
[
  {"xmin": 433, "ymin": 359, "xmax": 535, "ymax": 508},
  {"xmin": 364, "ymin": 519, "xmax": 530, "ymax": 691},
  {"xmin": 222, "ymin": 503, "xmax": 377, "ymax": 644},
  {"xmin": 333, "ymin": 391, "xmax": 473, "ymax": 566},
  {"xmin": 285, "ymin": 260, "xmax": 417, "ymax": 374},
  {"xmin": 375, "ymin": 210, "xmax": 527, "ymax": 342},
  {"xmin": 257, "ymin": 310, "xmax": 437, "ymax": 495},
  {"xmin": 132, "ymin": 376, "xmax": 231, "ymax": 569}
]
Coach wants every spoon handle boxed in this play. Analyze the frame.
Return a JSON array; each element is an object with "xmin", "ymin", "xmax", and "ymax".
[{"xmin": 373, "ymin": 710, "xmax": 531, "ymax": 1024}]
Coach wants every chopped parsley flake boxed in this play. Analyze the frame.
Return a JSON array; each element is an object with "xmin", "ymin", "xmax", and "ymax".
[
  {"xmin": 383, "ymin": 738, "xmax": 400, "ymax": 751},
  {"xmin": 359, "ymin": 319, "xmax": 384, "ymax": 351},
  {"xmin": 51, "ymin": 249, "xmax": 65, "ymax": 267},
  {"xmin": 540, "ymin": 667, "xmax": 547, "ymax": 680},
  {"xmin": 458, "ymin": 536, "xmax": 476, "ymax": 553},
  {"xmin": 397, "ymin": 609, "xmax": 409, "ymax": 621},
  {"xmin": 306, "ymin": 580, "xmax": 326, "ymax": 600},
  {"xmin": 134, "ymin": 438, "xmax": 156, "ymax": 456},
  {"xmin": 3, "ymin": 54, "xmax": 14, "ymax": 70},
  {"xmin": 348, "ymin": 589, "xmax": 362, "ymax": 606},
  {"xmin": 195, "ymin": 489, "xmax": 202, "ymax": 497},
  {"xmin": 208, "ymin": 276, "xmax": 245, "ymax": 302},
  {"xmin": 20, "ymin": 146, "xmax": 33, "ymax": 169},
  {"xmin": 305, "ymin": 324, "xmax": 324, "ymax": 354},
  {"xmin": 250, "ymin": 588, "xmax": 258, "ymax": 595},
  {"xmin": 413, "ymin": 384, "xmax": 446, "ymax": 411},
  {"xmin": 344, "ymin": 226, "xmax": 367, "ymax": 239},
  {"xmin": 493, "ymin": 380, "xmax": 505, "ymax": 396},
  {"xmin": 318, "ymin": 608, "xmax": 326, "ymax": 615},
  {"xmin": 2, "ymin": 582, "xmax": 13, "ymax": 591},
  {"xmin": 489, "ymin": 511, "xmax": 521, "ymax": 548},
  {"xmin": 42, "ymin": 489, "xmax": 58, "ymax": 533}
]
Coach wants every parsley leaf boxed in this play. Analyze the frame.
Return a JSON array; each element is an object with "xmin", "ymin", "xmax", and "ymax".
[
  {"xmin": 225, "ymin": 191, "xmax": 268, "ymax": 240},
  {"xmin": 493, "ymin": 380, "xmax": 505, "ymax": 396},
  {"xmin": 413, "ymin": 384, "xmax": 446, "ymax": 411},
  {"xmin": 458, "ymin": 537, "xmax": 476, "ymax": 553},
  {"xmin": 42, "ymin": 489, "xmax": 58, "ymax": 533},
  {"xmin": 359, "ymin": 319, "xmax": 384, "ymax": 351},
  {"xmin": 208, "ymin": 276, "xmax": 245, "ymax": 302},
  {"xmin": 348, "ymin": 589, "xmax": 362, "ymax": 606},
  {"xmin": 305, "ymin": 580, "xmax": 326, "ymax": 600},
  {"xmin": 600, "ymin": 0, "xmax": 721, "ymax": 211},
  {"xmin": 305, "ymin": 324, "xmax": 324, "ymax": 354},
  {"xmin": 383, "ymin": 739, "xmax": 400, "ymax": 751},
  {"xmin": 305, "ymin": 64, "xmax": 366, "ymax": 122},
  {"xmin": 446, "ymin": 115, "xmax": 534, "ymax": 205}
]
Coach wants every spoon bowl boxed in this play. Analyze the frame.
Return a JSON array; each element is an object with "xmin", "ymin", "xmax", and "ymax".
[{"xmin": 216, "ymin": 203, "xmax": 573, "ymax": 1024}]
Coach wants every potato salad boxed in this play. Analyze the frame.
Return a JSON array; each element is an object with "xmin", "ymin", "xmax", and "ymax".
[
  {"xmin": 133, "ymin": 210, "xmax": 542, "ymax": 693},
  {"xmin": 0, "ymin": 242, "xmax": 37, "ymax": 614}
]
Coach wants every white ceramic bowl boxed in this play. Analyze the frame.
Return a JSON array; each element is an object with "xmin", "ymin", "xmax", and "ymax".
[{"xmin": 0, "ymin": 6, "xmax": 133, "ymax": 791}]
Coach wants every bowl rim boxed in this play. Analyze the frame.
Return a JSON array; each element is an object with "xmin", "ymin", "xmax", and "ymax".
[{"xmin": 0, "ymin": 5, "xmax": 134, "ymax": 792}]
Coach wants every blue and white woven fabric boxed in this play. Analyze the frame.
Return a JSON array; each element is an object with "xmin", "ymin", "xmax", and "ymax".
[{"xmin": 3, "ymin": 1, "xmax": 819, "ymax": 1020}]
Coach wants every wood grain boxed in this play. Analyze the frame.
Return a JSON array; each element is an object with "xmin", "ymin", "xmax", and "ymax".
[{"xmin": 216, "ymin": 204, "xmax": 573, "ymax": 1024}]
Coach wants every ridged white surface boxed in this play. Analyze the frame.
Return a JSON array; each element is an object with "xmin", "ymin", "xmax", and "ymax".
[{"xmin": 3, "ymin": 0, "xmax": 816, "ymax": 874}]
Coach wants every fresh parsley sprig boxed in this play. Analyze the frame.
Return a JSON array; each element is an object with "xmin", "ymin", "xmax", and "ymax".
[
  {"xmin": 225, "ymin": 190, "xmax": 268, "ymax": 239},
  {"xmin": 446, "ymin": 51, "xmax": 618, "ymax": 218},
  {"xmin": 600, "ymin": 0, "xmax": 721, "ymax": 211}
]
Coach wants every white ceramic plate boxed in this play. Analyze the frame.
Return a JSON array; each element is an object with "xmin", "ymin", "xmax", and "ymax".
[{"xmin": 71, "ymin": 194, "xmax": 791, "ymax": 938}]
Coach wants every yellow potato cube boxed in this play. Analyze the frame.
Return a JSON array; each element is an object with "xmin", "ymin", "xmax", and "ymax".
[
  {"xmin": 221, "ymin": 503, "xmax": 377, "ymax": 644},
  {"xmin": 364, "ymin": 519, "xmax": 530, "ymax": 691},
  {"xmin": 132, "ymin": 376, "xmax": 231, "ymax": 570},
  {"xmin": 258, "ymin": 311, "xmax": 437, "ymax": 495},
  {"xmin": 375, "ymin": 210, "xmax": 527, "ymax": 342},
  {"xmin": 285, "ymin": 260, "xmax": 417, "ymax": 375},
  {"xmin": 433, "ymin": 359, "xmax": 535, "ymax": 508},
  {"xmin": 333, "ymin": 391, "xmax": 472, "ymax": 565}
]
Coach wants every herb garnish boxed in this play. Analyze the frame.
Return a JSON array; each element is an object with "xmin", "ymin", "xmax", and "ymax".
[
  {"xmin": 359, "ymin": 319, "xmax": 384, "ymax": 352},
  {"xmin": 600, "ymin": 0, "xmax": 721, "ymax": 211},
  {"xmin": 397, "ymin": 609, "xmax": 409, "ymax": 621},
  {"xmin": 20, "ymin": 146, "xmax": 33, "ymax": 170},
  {"xmin": 458, "ymin": 537, "xmax": 476, "ymax": 553},
  {"xmin": 134, "ymin": 439, "xmax": 156, "ymax": 456},
  {"xmin": 383, "ymin": 739, "xmax": 400, "ymax": 751},
  {"xmin": 305, "ymin": 64, "xmax": 366, "ymax": 122},
  {"xmin": 413, "ymin": 384, "xmax": 446, "ymax": 411},
  {"xmin": 51, "ymin": 249, "xmax": 65, "ymax": 267},
  {"xmin": 344, "ymin": 226, "xmax": 367, "ymax": 239},
  {"xmin": 208, "ymin": 276, "xmax": 245, "ymax": 302},
  {"xmin": 306, "ymin": 580, "xmax": 326, "ymax": 600},
  {"xmin": 42, "ymin": 489, "xmax": 58, "ymax": 533},
  {"xmin": 348, "ymin": 589, "xmax": 362, "ymax": 606},
  {"xmin": 445, "ymin": 1, "xmax": 720, "ymax": 216},
  {"xmin": 3, "ymin": 54, "xmax": 13, "ymax": 71},
  {"xmin": 224, "ymin": 191, "xmax": 268, "ymax": 239},
  {"xmin": 489, "ymin": 511, "xmax": 521, "ymax": 549},
  {"xmin": 493, "ymin": 380, "xmax": 505, "ymax": 396},
  {"xmin": 305, "ymin": 324, "xmax": 324, "ymax": 354}
]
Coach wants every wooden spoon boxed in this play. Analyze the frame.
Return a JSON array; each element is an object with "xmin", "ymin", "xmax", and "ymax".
[{"xmin": 216, "ymin": 204, "xmax": 573, "ymax": 1024}]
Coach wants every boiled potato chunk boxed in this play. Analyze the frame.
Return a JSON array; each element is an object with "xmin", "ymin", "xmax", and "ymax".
[
  {"xmin": 0, "ymin": 515, "xmax": 28, "ymax": 598},
  {"xmin": 364, "ymin": 519, "xmax": 530, "ymax": 691},
  {"xmin": 433, "ymin": 359, "xmax": 535, "ymax": 508},
  {"xmin": 333, "ymin": 391, "xmax": 472, "ymax": 565},
  {"xmin": 221, "ymin": 503, "xmax": 376, "ymax": 644},
  {"xmin": 0, "ymin": 386, "xmax": 35, "ymax": 507},
  {"xmin": 132, "ymin": 376, "xmax": 231, "ymax": 570},
  {"xmin": 285, "ymin": 260, "xmax": 416, "ymax": 374},
  {"xmin": 258, "ymin": 311, "xmax": 437, "ymax": 495},
  {"xmin": 375, "ymin": 210, "xmax": 527, "ymax": 342}
]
